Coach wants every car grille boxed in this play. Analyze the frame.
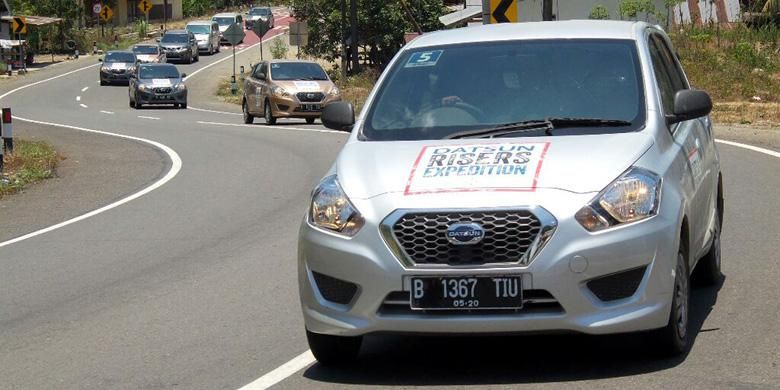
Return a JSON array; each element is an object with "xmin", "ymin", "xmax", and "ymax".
[
  {"xmin": 154, "ymin": 87, "xmax": 173, "ymax": 94},
  {"xmin": 297, "ymin": 92, "xmax": 324, "ymax": 102},
  {"xmin": 110, "ymin": 68, "xmax": 126, "ymax": 74},
  {"xmin": 377, "ymin": 290, "xmax": 564, "ymax": 315},
  {"xmin": 391, "ymin": 210, "xmax": 542, "ymax": 266},
  {"xmin": 586, "ymin": 266, "xmax": 647, "ymax": 302}
]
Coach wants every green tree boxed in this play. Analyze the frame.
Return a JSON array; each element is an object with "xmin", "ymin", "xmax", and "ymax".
[
  {"xmin": 291, "ymin": 0, "xmax": 446, "ymax": 69},
  {"xmin": 589, "ymin": 4, "xmax": 610, "ymax": 20}
]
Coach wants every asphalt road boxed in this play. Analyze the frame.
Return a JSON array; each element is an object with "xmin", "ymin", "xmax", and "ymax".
[{"xmin": 1, "ymin": 13, "xmax": 779, "ymax": 390}]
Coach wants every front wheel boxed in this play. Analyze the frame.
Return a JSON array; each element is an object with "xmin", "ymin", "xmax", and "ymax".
[
  {"xmin": 306, "ymin": 330, "xmax": 362, "ymax": 366},
  {"xmin": 306, "ymin": 117, "xmax": 316, "ymax": 124},
  {"xmin": 243, "ymin": 100, "xmax": 254, "ymax": 124},
  {"xmin": 694, "ymin": 212, "xmax": 722, "ymax": 286},
  {"xmin": 652, "ymin": 249, "xmax": 691, "ymax": 356},
  {"xmin": 264, "ymin": 100, "xmax": 276, "ymax": 125}
]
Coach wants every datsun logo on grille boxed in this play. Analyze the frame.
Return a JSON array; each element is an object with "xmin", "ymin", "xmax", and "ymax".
[{"xmin": 446, "ymin": 223, "xmax": 485, "ymax": 245}]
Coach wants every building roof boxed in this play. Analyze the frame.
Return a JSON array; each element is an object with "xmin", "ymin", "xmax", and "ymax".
[{"xmin": 408, "ymin": 20, "xmax": 649, "ymax": 50}]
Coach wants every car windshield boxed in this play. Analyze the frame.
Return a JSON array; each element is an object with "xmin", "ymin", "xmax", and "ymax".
[
  {"xmin": 105, "ymin": 52, "xmax": 135, "ymax": 63},
  {"xmin": 250, "ymin": 8, "xmax": 270, "ymax": 15},
  {"xmin": 187, "ymin": 25, "xmax": 211, "ymax": 34},
  {"xmin": 270, "ymin": 63, "xmax": 328, "ymax": 81},
  {"xmin": 139, "ymin": 66, "xmax": 180, "ymax": 79},
  {"xmin": 363, "ymin": 39, "xmax": 645, "ymax": 141},
  {"xmin": 133, "ymin": 46, "xmax": 158, "ymax": 55},
  {"xmin": 213, "ymin": 17, "xmax": 235, "ymax": 26},
  {"xmin": 161, "ymin": 33, "xmax": 189, "ymax": 43}
]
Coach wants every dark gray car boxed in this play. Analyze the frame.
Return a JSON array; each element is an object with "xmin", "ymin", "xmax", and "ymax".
[
  {"xmin": 159, "ymin": 30, "xmax": 199, "ymax": 64},
  {"xmin": 129, "ymin": 63, "xmax": 188, "ymax": 109},
  {"xmin": 99, "ymin": 51, "xmax": 137, "ymax": 86}
]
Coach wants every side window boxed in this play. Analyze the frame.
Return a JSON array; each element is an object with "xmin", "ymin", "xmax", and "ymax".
[
  {"xmin": 648, "ymin": 38, "xmax": 676, "ymax": 115},
  {"xmin": 652, "ymin": 35, "xmax": 688, "ymax": 91}
]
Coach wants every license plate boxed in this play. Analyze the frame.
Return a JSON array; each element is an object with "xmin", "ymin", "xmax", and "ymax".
[
  {"xmin": 155, "ymin": 95, "xmax": 169, "ymax": 100},
  {"xmin": 301, "ymin": 104, "xmax": 321, "ymax": 112},
  {"xmin": 410, "ymin": 276, "xmax": 522, "ymax": 310}
]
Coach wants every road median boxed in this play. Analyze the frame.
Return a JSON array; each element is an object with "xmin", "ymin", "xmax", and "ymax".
[{"xmin": 0, "ymin": 139, "xmax": 59, "ymax": 198}]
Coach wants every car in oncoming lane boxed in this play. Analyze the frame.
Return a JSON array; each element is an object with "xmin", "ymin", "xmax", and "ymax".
[
  {"xmin": 242, "ymin": 60, "xmax": 341, "ymax": 125},
  {"xmin": 212, "ymin": 12, "xmax": 244, "ymax": 44},
  {"xmin": 132, "ymin": 44, "xmax": 166, "ymax": 64},
  {"xmin": 186, "ymin": 20, "xmax": 221, "ymax": 55},
  {"xmin": 299, "ymin": 20, "xmax": 724, "ymax": 365},
  {"xmin": 129, "ymin": 63, "xmax": 187, "ymax": 109},
  {"xmin": 99, "ymin": 51, "xmax": 137, "ymax": 86},
  {"xmin": 159, "ymin": 30, "xmax": 199, "ymax": 64},
  {"xmin": 245, "ymin": 7, "xmax": 274, "ymax": 31}
]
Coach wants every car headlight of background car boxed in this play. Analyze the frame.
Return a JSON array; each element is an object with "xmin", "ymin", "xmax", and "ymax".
[
  {"xmin": 309, "ymin": 175, "xmax": 364, "ymax": 237},
  {"xmin": 138, "ymin": 84, "xmax": 148, "ymax": 91},
  {"xmin": 174, "ymin": 83, "xmax": 187, "ymax": 91},
  {"xmin": 328, "ymin": 86, "xmax": 340, "ymax": 96},
  {"xmin": 575, "ymin": 167, "xmax": 661, "ymax": 232},
  {"xmin": 272, "ymin": 86, "xmax": 291, "ymax": 98}
]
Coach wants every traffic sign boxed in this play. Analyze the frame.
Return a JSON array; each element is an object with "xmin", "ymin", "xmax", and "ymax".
[
  {"xmin": 100, "ymin": 5, "xmax": 114, "ymax": 22},
  {"xmin": 93, "ymin": 3, "xmax": 102, "ymax": 15},
  {"xmin": 490, "ymin": 0, "xmax": 517, "ymax": 23},
  {"xmin": 138, "ymin": 0, "xmax": 153, "ymax": 14},
  {"xmin": 11, "ymin": 16, "xmax": 26, "ymax": 34},
  {"xmin": 223, "ymin": 23, "xmax": 245, "ymax": 46}
]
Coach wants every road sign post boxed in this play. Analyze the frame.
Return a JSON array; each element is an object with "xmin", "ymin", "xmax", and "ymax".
[
  {"xmin": 138, "ymin": 0, "xmax": 153, "ymax": 25},
  {"xmin": 2, "ymin": 108, "xmax": 13, "ymax": 154},
  {"xmin": 253, "ymin": 20, "xmax": 270, "ymax": 61},
  {"xmin": 222, "ymin": 24, "xmax": 245, "ymax": 96},
  {"xmin": 486, "ymin": 0, "xmax": 518, "ymax": 23}
]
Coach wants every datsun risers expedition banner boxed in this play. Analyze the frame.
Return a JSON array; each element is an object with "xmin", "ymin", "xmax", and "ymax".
[{"xmin": 404, "ymin": 142, "xmax": 551, "ymax": 195}]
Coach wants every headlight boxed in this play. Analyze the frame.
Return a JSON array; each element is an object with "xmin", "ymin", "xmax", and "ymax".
[
  {"xmin": 272, "ymin": 86, "xmax": 291, "ymax": 98},
  {"xmin": 138, "ymin": 84, "xmax": 148, "ymax": 91},
  {"xmin": 174, "ymin": 83, "xmax": 187, "ymax": 91},
  {"xmin": 101, "ymin": 66, "xmax": 110, "ymax": 72},
  {"xmin": 328, "ymin": 86, "xmax": 340, "ymax": 96},
  {"xmin": 309, "ymin": 175, "xmax": 364, "ymax": 236},
  {"xmin": 575, "ymin": 167, "xmax": 661, "ymax": 232}
]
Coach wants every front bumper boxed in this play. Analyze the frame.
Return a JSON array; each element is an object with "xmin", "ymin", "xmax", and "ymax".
[
  {"xmin": 197, "ymin": 41, "xmax": 211, "ymax": 50},
  {"xmin": 100, "ymin": 70, "xmax": 131, "ymax": 82},
  {"xmin": 270, "ymin": 95, "xmax": 342, "ymax": 118},
  {"xmin": 299, "ymin": 189, "xmax": 682, "ymax": 337},
  {"xmin": 163, "ymin": 50, "xmax": 190, "ymax": 61},
  {"xmin": 136, "ymin": 88, "xmax": 187, "ymax": 105}
]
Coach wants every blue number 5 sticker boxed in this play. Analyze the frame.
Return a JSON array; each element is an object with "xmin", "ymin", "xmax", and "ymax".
[{"xmin": 406, "ymin": 50, "xmax": 443, "ymax": 68}]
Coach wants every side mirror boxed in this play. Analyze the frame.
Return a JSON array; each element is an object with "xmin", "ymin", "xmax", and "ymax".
[
  {"xmin": 98, "ymin": 58, "xmax": 103, "ymax": 62},
  {"xmin": 257, "ymin": 73, "xmax": 266, "ymax": 80},
  {"xmin": 155, "ymin": 38, "xmax": 161, "ymax": 43},
  {"xmin": 180, "ymin": 73, "xmax": 187, "ymax": 78},
  {"xmin": 321, "ymin": 102, "xmax": 355, "ymax": 132},
  {"xmin": 668, "ymin": 89, "xmax": 712, "ymax": 125}
]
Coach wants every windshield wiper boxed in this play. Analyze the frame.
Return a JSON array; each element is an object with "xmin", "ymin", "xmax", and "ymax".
[{"xmin": 444, "ymin": 117, "xmax": 632, "ymax": 139}]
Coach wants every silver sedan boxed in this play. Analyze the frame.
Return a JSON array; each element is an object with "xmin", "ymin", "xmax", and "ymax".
[{"xmin": 300, "ymin": 20, "xmax": 723, "ymax": 365}]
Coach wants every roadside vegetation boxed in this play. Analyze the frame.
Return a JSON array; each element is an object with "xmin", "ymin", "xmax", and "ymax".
[
  {"xmin": 217, "ymin": 78, "xmax": 244, "ymax": 105},
  {"xmin": 0, "ymin": 140, "xmax": 59, "ymax": 199}
]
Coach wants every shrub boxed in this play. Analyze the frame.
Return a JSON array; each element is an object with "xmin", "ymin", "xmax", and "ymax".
[
  {"xmin": 270, "ymin": 37, "xmax": 289, "ymax": 59},
  {"xmin": 589, "ymin": 5, "xmax": 610, "ymax": 20}
]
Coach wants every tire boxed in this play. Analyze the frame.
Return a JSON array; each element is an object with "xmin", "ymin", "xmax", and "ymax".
[
  {"xmin": 129, "ymin": 99, "xmax": 135, "ymax": 108},
  {"xmin": 306, "ymin": 117, "xmax": 316, "ymax": 124},
  {"xmin": 694, "ymin": 212, "xmax": 722, "ymax": 286},
  {"xmin": 243, "ymin": 100, "xmax": 254, "ymax": 124},
  {"xmin": 181, "ymin": 102, "xmax": 187, "ymax": 109},
  {"xmin": 100, "ymin": 79, "xmax": 107, "ymax": 86},
  {"xmin": 209, "ymin": 45, "xmax": 214, "ymax": 55},
  {"xmin": 264, "ymin": 100, "xmax": 276, "ymax": 125},
  {"xmin": 652, "ymin": 248, "xmax": 691, "ymax": 356},
  {"xmin": 306, "ymin": 330, "xmax": 362, "ymax": 366},
  {"xmin": 135, "ymin": 94, "xmax": 143, "ymax": 109}
]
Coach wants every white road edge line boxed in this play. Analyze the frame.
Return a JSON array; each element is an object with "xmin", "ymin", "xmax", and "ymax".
[
  {"xmin": 138, "ymin": 116, "xmax": 160, "ymax": 120},
  {"xmin": 188, "ymin": 106, "xmax": 242, "ymax": 116},
  {"xmin": 714, "ymin": 139, "xmax": 780, "ymax": 158},
  {"xmin": 82, "ymin": 86, "xmax": 89, "ymax": 92},
  {"xmin": 100, "ymin": 110, "xmax": 115, "ymax": 115},
  {"xmin": 79, "ymin": 103, "xmax": 88, "ymax": 108},
  {"xmin": 76, "ymin": 95, "xmax": 81, "ymax": 101},
  {"xmin": 0, "ymin": 62, "xmax": 183, "ymax": 249},
  {"xmin": 196, "ymin": 120, "xmax": 343, "ymax": 134},
  {"xmin": 236, "ymin": 350, "xmax": 315, "ymax": 390}
]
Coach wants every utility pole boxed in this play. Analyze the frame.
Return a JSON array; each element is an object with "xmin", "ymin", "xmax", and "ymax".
[
  {"xmin": 349, "ymin": 0, "xmax": 359, "ymax": 74},
  {"xmin": 163, "ymin": 0, "xmax": 169, "ymax": 30},
  {"xmin": 542, "ymin": 0, "xmax": 553, "ymax": 21}
]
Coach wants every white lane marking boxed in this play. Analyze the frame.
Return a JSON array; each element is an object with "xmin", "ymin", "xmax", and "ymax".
[
  {"xmin": 100, "ymin": 110, "xmax": 115, "ymax": 115},
  {"xmin": 715, "ymin": 139, "xmax": 780, "ymax": 158},
  {"xmin": 187, "ymin": 106, "xmax": 242, "ymax": 116},
  {"xmin": 236, "ymin": 350, "xmax": 315, "ymax": 390},
  {"xmin": 76, "ymin": 96, "xmax": 81, "ymax": 101},
  {"xmin": 0, "ymin": 62, "xmax": 183, "ymax": 249},
  {"xmin": 196, "ymin": 120, "xmax": 343, "ymax": 134},
  {"xmin": 81, "ymin": 86, "xmax": 89, "ymax": 92},
  {"xmin": 138, "ymin": 115, "xmax": 160, "ymax": 120},
  {"xmin": 183, "ymin": 26, "xmax": 289, "ymax": 82},
  {"xmin": 0, "ymin": 117, "xmax": 182, "ymax": 249},
  {"xmin": 79, "ymin": 103, "xmax": 88, "ymax": 108}
]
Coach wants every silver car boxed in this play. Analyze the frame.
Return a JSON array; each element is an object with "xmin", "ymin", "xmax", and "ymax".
[{"xmin": 299, "ymin": 20, "xmax": 725, "ymax": 365}]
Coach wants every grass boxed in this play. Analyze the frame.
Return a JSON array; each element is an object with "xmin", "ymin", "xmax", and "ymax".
[
  {"xmin": 0, "ymin": 140, "xmax": 59, "ymax": 199},
  {"xmin": 671, "ymin": 24, "xmax": 780, "ymax": 125},
  {"xmin": 216, "ymin": 77, "xmax": 245, "ymax": 105},
  {"xmin": 336, "ymin": 70, "xmax": 378, "ymax": 114}
]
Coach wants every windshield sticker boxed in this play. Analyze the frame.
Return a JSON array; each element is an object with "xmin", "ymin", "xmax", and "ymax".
[
  {"xmin": 293, "ymin": 80, "xmax": 319, "ymax": 91},
  {"xmin": 152, "ymin": 79, "xmax": 172, "ymax": 86},
  {"xmin": 111, "ymin": 62, "xmax": 127, "ymax": 69},
  {"xmin": 404, "ymin": 142, "xmax": 550, "ymax": 195},
  {"xmin": 405, "ymin": 50, "xmax": 443, "ymax": 68}
]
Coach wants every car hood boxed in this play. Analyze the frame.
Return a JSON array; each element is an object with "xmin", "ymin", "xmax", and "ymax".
[
  {"xmin": 337, "ymin": 132, "xmax": 654, "ymax": 199},
  {"xmin": 194, "ymin": 33, "xmax": 209, "ymax": 41},
  {"xmin": 103, "ymin": 61, "xmax": 133, "ymax": 69},
  {"xmin": 275, "ymin": 80, "xmax": 335, "ymax": 93},
  {"xmin": 139, "ymin": 78, "xmax": 181, "ymax": 87}
]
